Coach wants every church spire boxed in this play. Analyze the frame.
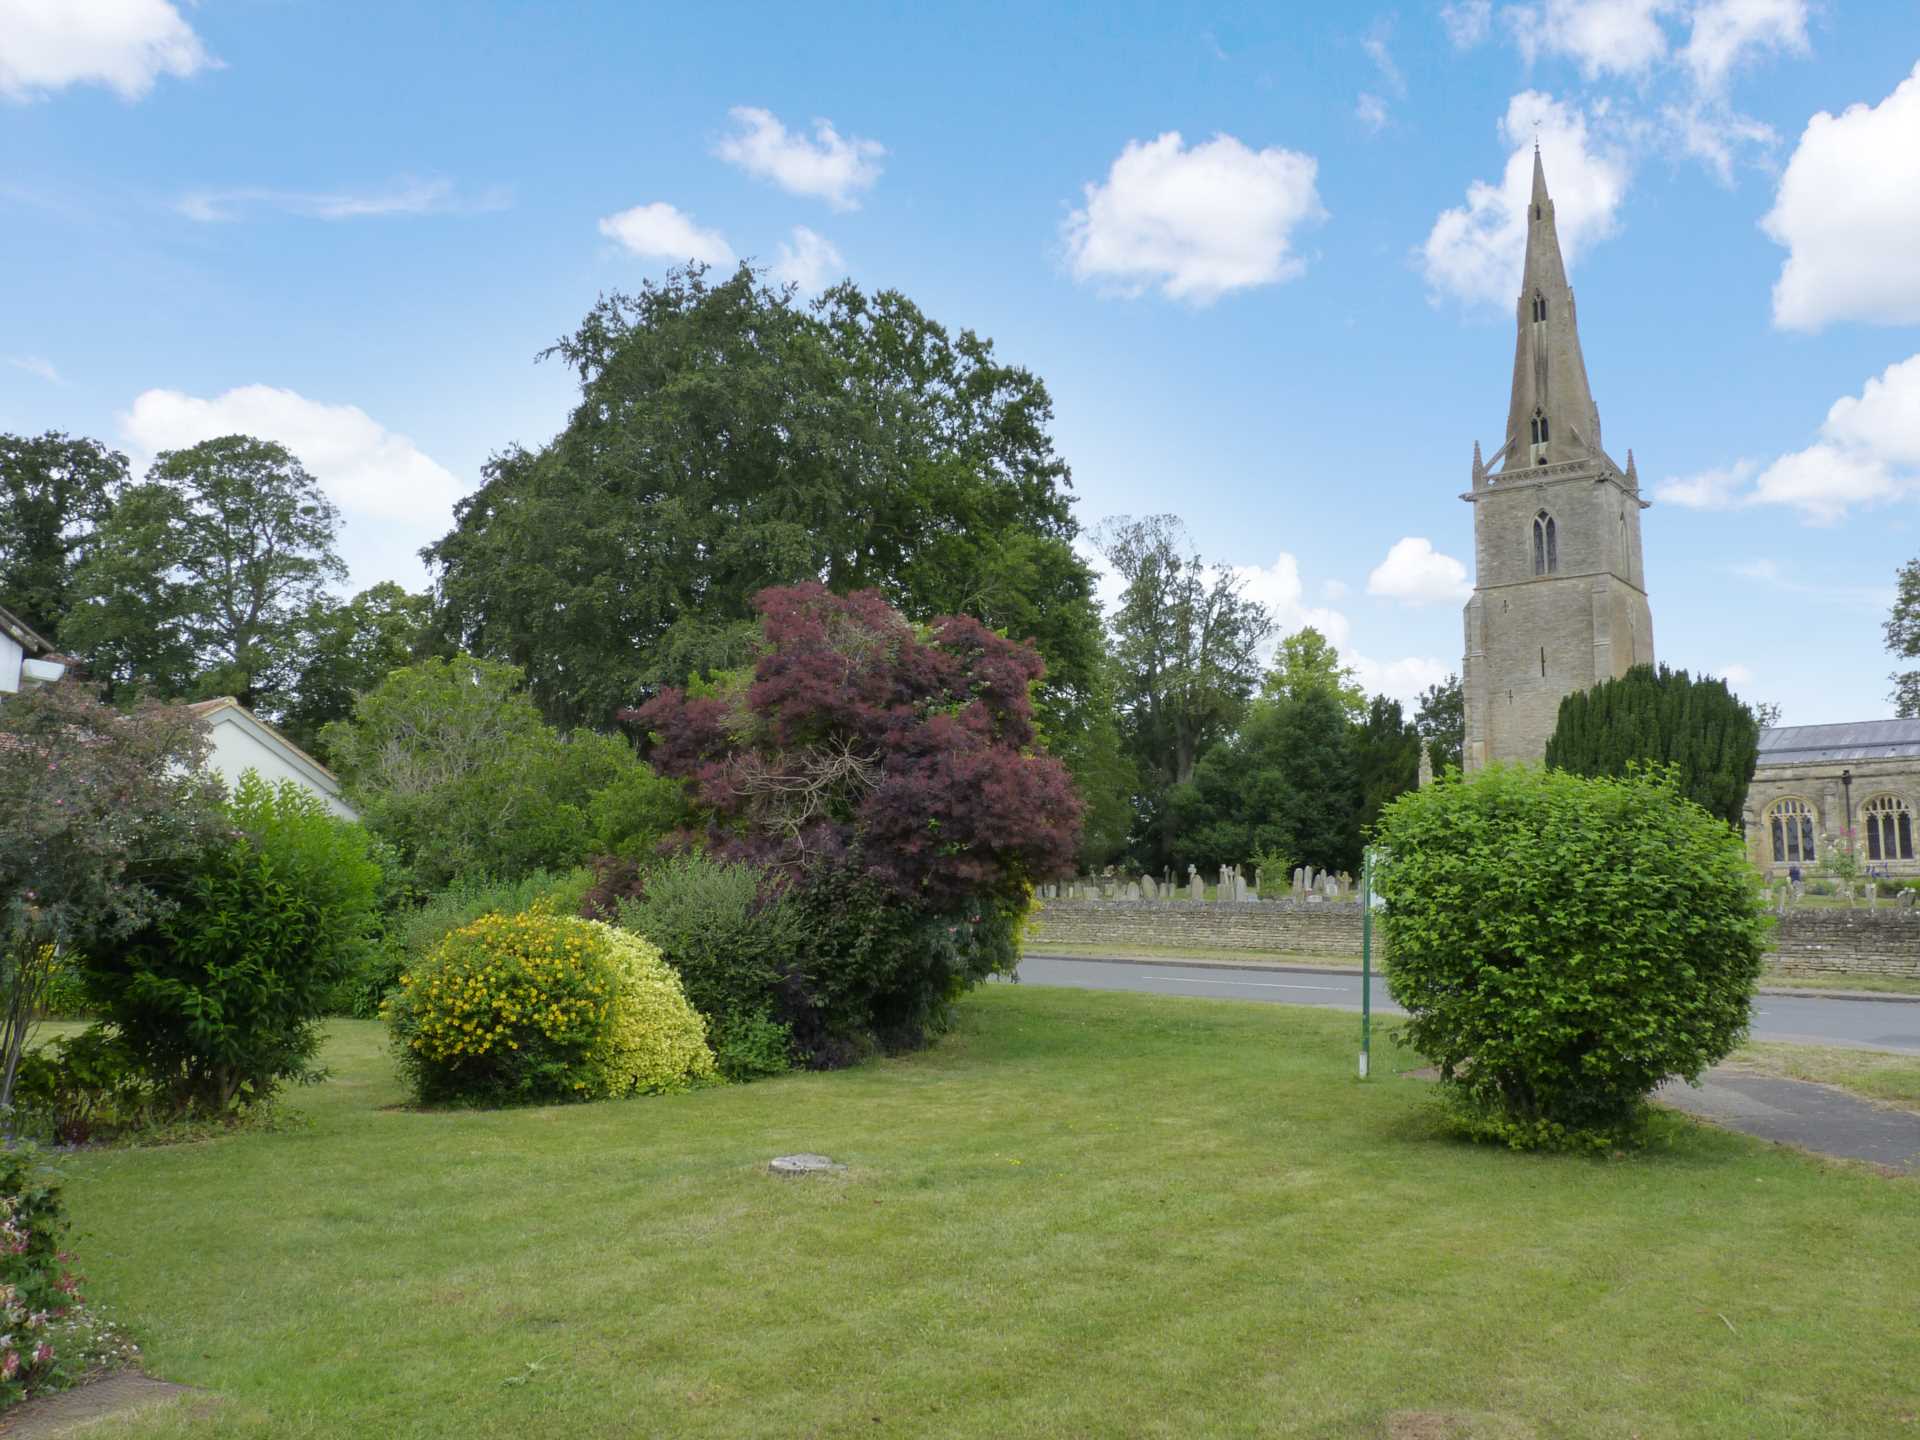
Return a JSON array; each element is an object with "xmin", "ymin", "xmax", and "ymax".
[{"xmin": 1501, "ymin": 148, "xmax": 1605, "ymax": 473}]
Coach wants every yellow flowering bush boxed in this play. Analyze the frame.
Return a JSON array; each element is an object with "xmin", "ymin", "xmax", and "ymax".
[
  {"xmin": 385, "ymin": 908, "xmax": 715, "ymax": 1104},
  {"xmin": 589, "ymin": 929, "xmax": 719, "ymax": 1097}
]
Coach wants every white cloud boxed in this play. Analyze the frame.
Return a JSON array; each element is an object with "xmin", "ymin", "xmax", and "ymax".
[
  {"xmin": 5, "ymin": 356, "xmax": 61, "ymax": 384},
  {"xmin": 1353, "ymin": 653, "xmax": 1454, "ymax": 706},
  {"xmin": 1063, "ymin": 131, "xmax": 1326, "ymax": 304},
  {"xmin": 1661, "ymin": 100, "xmax": 1776, "ymax": 185},
  {"xmin": 1442, "ymin": 0, "xmax": 1494, "ymax": 47},
  {"xmin": 121, "ymin": 385, "xmax": 467, "ymax": 588},
  {"xmin": 1657, "ymin": 354, "xmax": 1920, "ymax": 523},
  {"xmin": 1356, "ymin": 93, "xmax": 1390, "ymax": 132},
  {"xmin": 1362, "ymin": 19, "xmax": 1406, "ymax": 96},
  {"xmin": 1502, "ymin": 0, "xmax": 1673, "ymax": 77},
  {"xmin": 1419, "ymin": 91, "xmax": 1629, "ymax": 307},
  {"xmin": 770, "ymin": 226, "xmax": 842, "ymax": 292},
  {"xmin": 1747, "ymin": 443, "xmax": 1898, "ymax": 524},
  {"xmin": 0, "ymin": 0, "xmax": 213, "ymax": 102},
  {"xmin": 1763, "ymin": 61, "xmax": 1920, "ymax": 332},
  {"xmin": 1233, "ymin": 552, "xmax": 1447, "ymax": 707},
  {"xmin": 715, "ymin": 106, "xmax": 884, "ymax": 211},
  {"xmin": 1717, "ymin": 661, "xmax": 1755, "ymax": 687},
  {"xmin": 1366, "ymin": 537, "xmax": 1473, "ymax": 605},
  {"xmin": 176, "ymin": 177, "xmax": 510, "ymax": 223},
  {"xmin": 598, "ymin": 202, "xmax": 735, "ymax": 268},
  {"xmin": 1680, "ymin": 0, "xmax": 1808, "ymax": 91},
  {"xmin": 1655, "ymin": 458, "xmax": 1756, "ymax": 509}
]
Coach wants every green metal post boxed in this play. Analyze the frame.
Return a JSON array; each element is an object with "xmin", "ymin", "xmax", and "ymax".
[{"xmin": 1359, "ymin": 846, "xmax": 1372, "ymax": 1079}]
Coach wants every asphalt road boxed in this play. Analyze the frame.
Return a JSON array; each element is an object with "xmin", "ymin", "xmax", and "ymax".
[{"xmin": 1013, "ymin": 954, "xmax": 1920, "ymax": 1054}]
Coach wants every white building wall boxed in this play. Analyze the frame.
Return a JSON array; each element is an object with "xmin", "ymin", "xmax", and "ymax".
[
  {"xmin": 205, "ymin": 713, "xmax": 357, "ymax": 819},
  {"xmin": 0, "ymin": 632, "xmax": 21, "ymax": 694}
]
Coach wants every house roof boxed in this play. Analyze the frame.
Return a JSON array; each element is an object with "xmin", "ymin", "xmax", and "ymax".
[
  {"xmin": 187, "ymin": 696, "xmax": 343, "ymax": 786},
  {"xmin": 0, "ymin": 604, "xmax": 53, "ymax": 656},
  {"xmin": 1757, "ymin": 719, "xmax": 1920, "ymax": 765}
]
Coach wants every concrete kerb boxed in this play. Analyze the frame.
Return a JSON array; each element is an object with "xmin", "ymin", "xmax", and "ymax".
[{"xmin": 1018, "ymin": 950, "xmax": 1920, "ymax": 1005}]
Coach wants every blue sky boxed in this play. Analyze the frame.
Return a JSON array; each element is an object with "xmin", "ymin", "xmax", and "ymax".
[{"xmin": 4, "ymin": 1, "xmax": 1919, "ymax": 724}]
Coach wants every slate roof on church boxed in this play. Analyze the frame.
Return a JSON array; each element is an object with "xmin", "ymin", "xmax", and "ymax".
[{"xmin": 1756, "ymin": 720, "xmax": 1920, "ymax": 764}]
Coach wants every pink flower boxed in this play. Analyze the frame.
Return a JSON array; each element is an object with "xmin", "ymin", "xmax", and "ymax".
[
  {"xmin": 30, "ymin": 1342, "xmax": 51, "ymax": 1368},
  {"xmin": 2, "ymin": 1350, "xmax": 18, "ymax": 1381}
]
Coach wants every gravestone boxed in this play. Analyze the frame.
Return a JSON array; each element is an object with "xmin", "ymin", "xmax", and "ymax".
[
  {"xmin": 1125, "ymin": 881, "xmax": 1141, "ymax": 901},
  {"xmin": 1188, "ymin": 865, "xmax": 1204, "ymax": 903},
  {"xmin": 1142, "ymin": 876, "xmax": 1158, "ymax": 902},
  {"xmin": 770, "ymin": 1153, "xmax": 845, "ymax": 1176}
]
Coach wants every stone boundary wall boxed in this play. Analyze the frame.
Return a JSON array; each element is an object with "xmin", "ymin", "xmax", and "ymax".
[
  {"xmin": 1027, "ymin": 898, "xmax": 1920, "ymax": 979},
  {"xmin": 1762, "ymin": 908, "xmax": 1920, "ymax": 980},
  {"xmin": 1026, "ymin": 899, "xmax": 1368, "ymax": 958}
]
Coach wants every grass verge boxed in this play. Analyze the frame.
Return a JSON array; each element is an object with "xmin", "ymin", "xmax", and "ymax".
[
  {"xmin": 51, "ymin": 990, "xmax": 1920, "ymax": 1439},
  {"xmin": 1729, "ymin": 1042, "xmax": 1920, "ymax": 1114}
]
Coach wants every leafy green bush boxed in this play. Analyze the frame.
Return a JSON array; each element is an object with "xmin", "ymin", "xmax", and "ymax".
[
  {"xmin": 1374, "ymin": 764, "xmax": 1769, "ymax": 1151},
  {"xmin": 385, "ymin": 909, "xmax": 715, "ymax": 1105},
  {"xmin": 321, "ymin": 657, "xmax": 684, "ymax": 888},
  {"xmin": 78, "ymin": 775, "xmax": 383, "ymax": 1115},
  {"xmin": 782, "ymin": 865, "xmax": 1024, "ymax": 1066},
  {"xmin": 602, "ymin": 853, "xmax": 798, "ymax": 1081},
  {"xmin": 11, "ymin": 1029, "xmax": 158, "ymax": 1145},
  {"xmin": 333, "ymin": 868, "xmax": 593, "ymax": 1019}
]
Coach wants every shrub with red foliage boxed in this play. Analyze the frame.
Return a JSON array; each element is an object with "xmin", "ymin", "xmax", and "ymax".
[{"xmin": 627, "ymin": 584, "xmax": 1081, "ymax": 907}]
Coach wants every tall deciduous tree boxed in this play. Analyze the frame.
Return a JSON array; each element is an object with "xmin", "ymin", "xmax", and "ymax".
[
  {"xmin": 1885, "ymin": 558, "xmax": 1920, "ymax": 717},
  {"xmin": 1263, "ymin": 626, "xmax": 1366, "ymax": 715},
  {"xmin": 280, "ymin": 582, "xmax": 433, "ymax": 754},
  {"xmin": 1416, "ymin": 673, "xmax": 1465, "ymax": 772},
  {"xmin": 0, "ymin": 432, "xmax": 127, "ymax": 645},
  {"xmin": 426, "ymin": 264, "xmax": 1117, "ymax": 839},
  {"xmin": 1354, "ymin": 694, "xmax": 1421, "ymax": 839},
  {"xmin": 1174, "ymin": 686, "xmax": 1360, "ymax": 876},
  {"xmin": 64, "ymin": 436, "xmax": 346, "ymax": 708},
  {"xmin": 1544, "ymin": 663, "xmax": 1761, "ymax": 827},
  {"xmin": 1095, "ymin": 514, "xmax": 1271, "ymax": 869}
]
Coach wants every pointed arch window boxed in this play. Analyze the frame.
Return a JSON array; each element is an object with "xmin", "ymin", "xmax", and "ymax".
[
  {"xmin": 1531, "ymin": 293, "xmax": 1547, "ymax": 322},
  {"xmin": 1532, "ymin": 510, "xmax": 1557, "ymax": 576},
  {"xmin": 1862, "ymin": 795, "xmax": 1914, "ymax": 862},
  {"xmin": 1529, "ymin": 409, "xmax": 1550, "ymax": 445},
  {"xmin": 1768, "ymin": 799, "xmax": 1816, "ymax": 865}
]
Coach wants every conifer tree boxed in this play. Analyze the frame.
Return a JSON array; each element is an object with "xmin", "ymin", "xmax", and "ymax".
[{"xmin": 1543, "ymin": 664, "xmax": 1760, "ymax": 826}]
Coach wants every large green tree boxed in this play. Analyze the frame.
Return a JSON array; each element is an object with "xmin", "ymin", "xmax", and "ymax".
[
  {"xmin": 0, "ymin": 432, "xmax": 127, "ymax": 644},
  {"xmin": 1095, "ymin": 514, "xmax": 1271, "ymax": 869},
  {"xmin": 425, "ymin": 264, "xmax": 1120, "ymax": 839},
  {"xmin": 1262, "ymin": 626, "xmax": 1366, "ymax": 715},
  {"xmin": 1353, "ymin": 694, "xmax": 1421, "ymax": 840},
  {"xmin": 1543, "ymin": 663, "xmax": 1761, "ymax": 826},
  {"xmin": 1415, "ymin": 673, "xmax": 1465, "ymax": 773},
  {"xmin": 1885, "ymin": 558, "xmax": 1920, "ymax": 717},
  {"xmin": 279, "ymin": 582, "xmax": 433, "ymax": 755},
  {"xmin": 320, "ymin": 656, "xmax": 684, "ymax": 889},
  {"xmin": 64, "ymin": 436, "xmax": 346, "ymax": 708},
  {"xmin": 1174, "ymin": 686, "xmax": 1359, "ymax": 876}
]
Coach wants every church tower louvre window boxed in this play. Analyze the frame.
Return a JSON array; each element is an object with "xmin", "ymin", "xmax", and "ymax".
[
  {"xmin": 1532, "ymin": 510, "xmax": 1557, "ymax": 575},
  {"xmin": 1459, "ymin": 144, "xmax": 1656, "ymax": 770}
]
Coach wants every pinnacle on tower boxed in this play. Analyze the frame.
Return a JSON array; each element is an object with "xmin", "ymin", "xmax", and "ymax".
[{"xmin": 1501, "ymin": 149, "xmax": 1606, "ymax": 473}]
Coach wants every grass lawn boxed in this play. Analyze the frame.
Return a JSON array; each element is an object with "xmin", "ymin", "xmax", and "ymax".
[{"xmin": 49, "ymin": 987, "xmax": 1920, "ymax": 1440}]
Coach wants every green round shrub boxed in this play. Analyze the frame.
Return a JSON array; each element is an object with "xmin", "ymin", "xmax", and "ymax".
[
  {"xmin": 385, "ymin": 908, "xmax": 715, "ymax": 1105},
  {"xmin": 1374, "ymin": 764, "xmax": 1770, "ymax": 1151}
]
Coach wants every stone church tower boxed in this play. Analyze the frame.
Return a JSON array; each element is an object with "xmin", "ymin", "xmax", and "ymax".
[{"xmin": 1461, "ymin": 148, "xmax": 1654, "ymax": 770}]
